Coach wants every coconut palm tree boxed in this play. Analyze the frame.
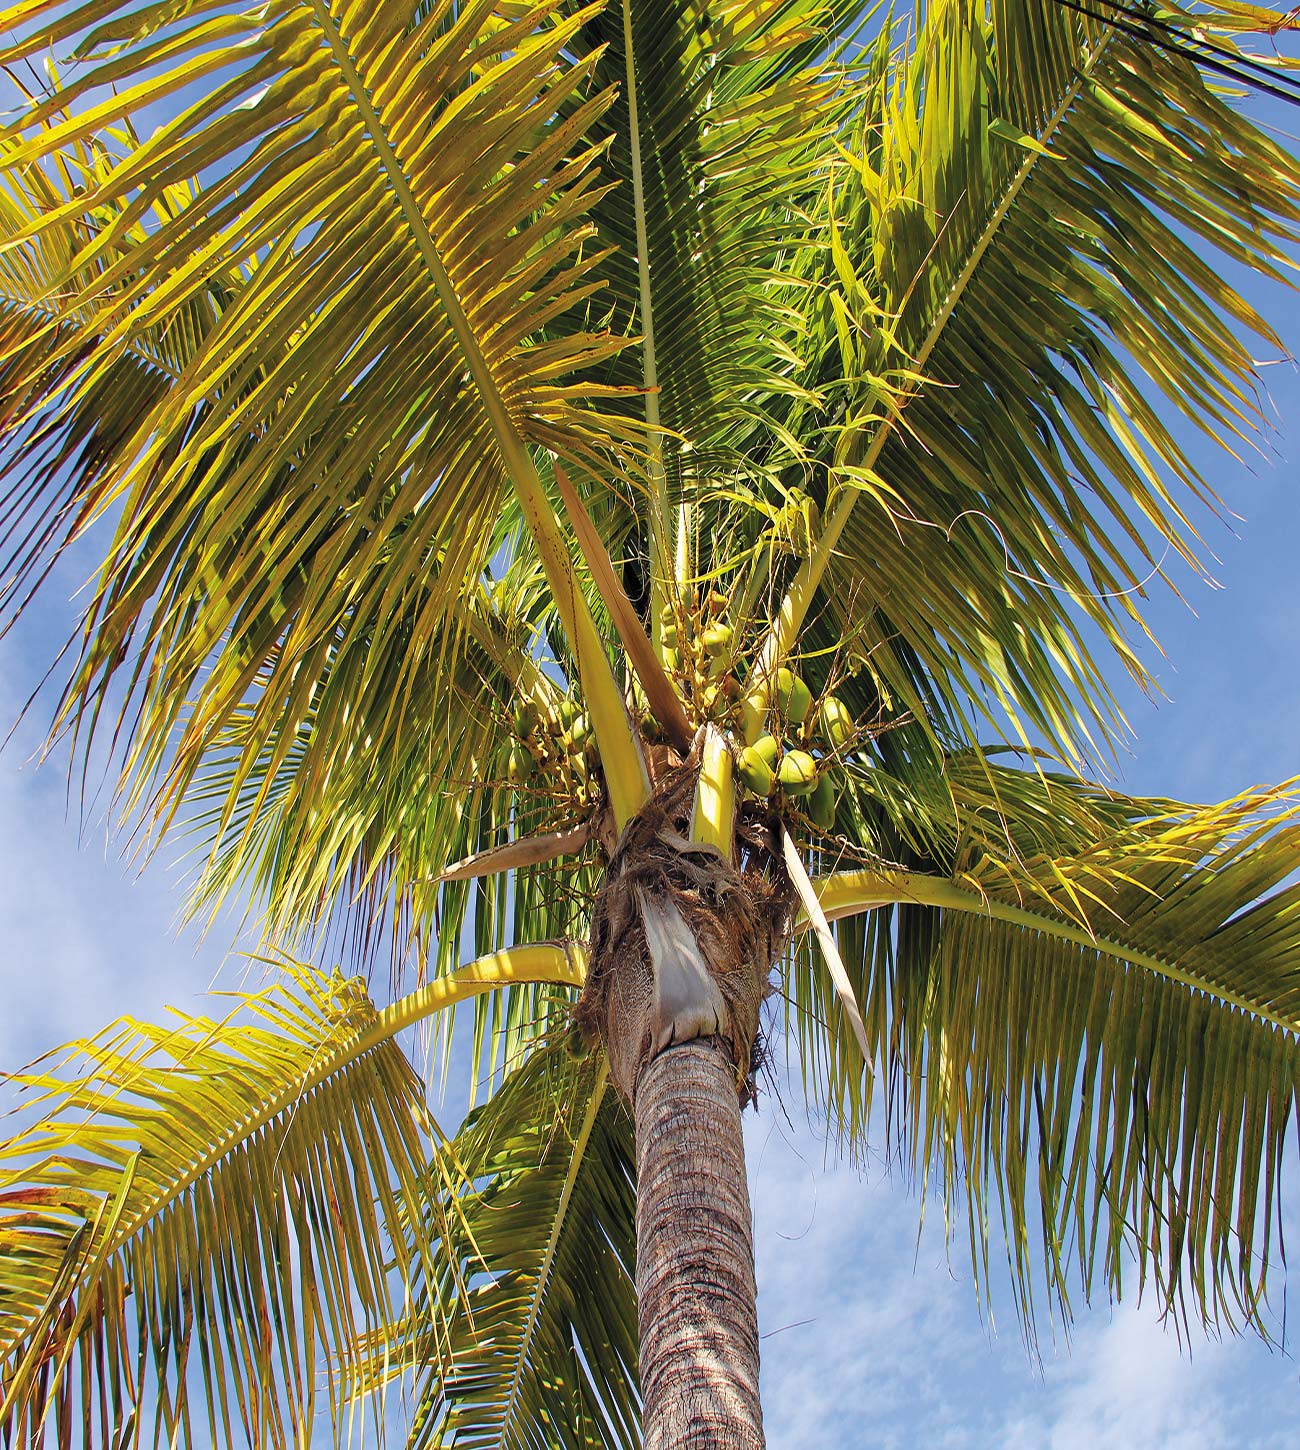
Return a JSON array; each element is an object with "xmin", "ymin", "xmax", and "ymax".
[{"xmin": 3, "ymin": 0, "xmax": 1300, "ymax": 1443}]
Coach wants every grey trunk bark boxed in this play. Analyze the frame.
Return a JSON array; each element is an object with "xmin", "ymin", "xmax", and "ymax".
[{"xmin": 634, "ymin": 1037, "xmax": 764, "ymax": 1450}]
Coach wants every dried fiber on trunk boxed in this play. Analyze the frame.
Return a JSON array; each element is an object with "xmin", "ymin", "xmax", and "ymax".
[{"xmin": 577, "ymin": 757, "xmax": 789, "ymax": 1102}]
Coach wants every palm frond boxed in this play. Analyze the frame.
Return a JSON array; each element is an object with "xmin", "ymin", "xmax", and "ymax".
[
  {"xmin": 0, "ymin": 946, "xmax": 585, "ymax": 1446},
  {"xmin": 566, "ymin": 0, "xmax": 858, "ymax": 616},
  {"xmin": 0, "ymin": 0, "xmax": 651, "ymax": 871},
  {"xmin": 357, "ymin": 1044, "xmax": 639, "ymax": 1450},
  {"xmin": 763, "ymin": 0, "xmax": 1300, "ymax": 762},
  {"xmin": 795, "ymin": 772, "xmax": 1300, "ymax": 1340}
]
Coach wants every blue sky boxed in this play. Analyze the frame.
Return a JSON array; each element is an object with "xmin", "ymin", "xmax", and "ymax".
[{"xmin": 4, "ymin": 50, "xmax": 1300, "ymax": 1450}]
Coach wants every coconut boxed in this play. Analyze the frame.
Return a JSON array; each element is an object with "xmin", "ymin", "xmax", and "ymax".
[
  {"xmin": 777, "ymin": 748, "xmax": 817, "ymax": 796},
  {"xmin": 507, "ymin": 742, "xmax": 533, "ymax": 786},
  {"xmin": 739, "ymin": 694, "xmax": 767, "ymax": 745},
  {"xmin": 750, "ymin": 733, "xmax": 780, "ymax": 768},
  {"xmin": 774, "ymin": 667, "xmax": 813, "ymax": 726},
  {"xmin": 818, "ymin": 694, "xmax": 854, "ymax": 750},
  {"xmin": 513, "ymin": 698, "xmax": 540, "ymax": 736},
  {"xmin": 808, "ymin": 771, "xmax": 837, "ymax": 829},
  {"xmin": 702, "ymin": 622, "xmax": 733, "ymax": 657},
  {"xmin": 737, "ymin": 746, "xmax": 775, "ymax": 797}
]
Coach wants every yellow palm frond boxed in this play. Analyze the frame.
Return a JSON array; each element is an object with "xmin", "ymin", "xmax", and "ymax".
[{"xmin": 0, "ymin": 946, "xmax": 585, "ymax": 1445}]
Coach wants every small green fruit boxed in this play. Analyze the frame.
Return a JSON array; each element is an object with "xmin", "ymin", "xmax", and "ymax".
[
  {"xmin": 751, "ymin": 734, "xmax": 780, "ymax": 769},
  {"xmin": 740, "ymin": 694, "xmax": 767, "ymax": 745},
  {"xmin": 737, "ymin": 746, "xmax": 775, "ymax": 797},
  {"xmin": 664, "ymin": 647, "xmax": 680, "ymax": 671},
  {"xmin": 808, "ymin": 771, "xmax": 837, "ymax": 829},
  {"xmin": 777, "ymin": 749, "xmax": 817, "ymax": 796},
  {"xmin": 818, "ymin": 695, "xmax": 854, "ymax": 751},
  {"xmin": 513, "ymin": 699, "xmax": 540, "ymax": 736},
  {"xmin": 569, "ymin": 712, "xmax": 590, "ymax": 748},
  {"xmin": 706, "ymin": 590, "xmax": 729, "ymax": 617},
  {"xmin": 702, "ymin": 622, "xmax": 733, "ymax": 657},
  {"xmin": 507, "ymin": 742, "xmax": 534, "ymax": 786},
  {"xmin": 774, "ymin": 667, "xmax": 813, "ymax": 726},
  {"xmin": 557, "ymin": 696, "xmax": 579, "ymax": 729}
]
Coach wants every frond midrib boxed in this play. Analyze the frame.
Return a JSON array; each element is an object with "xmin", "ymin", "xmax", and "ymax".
[
  {"xmin": 94, "ymin": 949, "xmax": 585, "ymax": 1279},
  {"xmin": 816, "ymin": 866, "xmax": 1300, "ymax": 1038}
]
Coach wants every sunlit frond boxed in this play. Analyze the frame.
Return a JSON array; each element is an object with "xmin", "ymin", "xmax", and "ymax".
[
  {"xmin": 0, "ymin": 0, "xmax": 651, "ymax": 883},
  {"xmin": 763, "ymin": 0, "xmax": 1300, "ymax": 763},
  {"xmin": 0, "ymin": 947, "xmax": 585, "ymax": 1446}
]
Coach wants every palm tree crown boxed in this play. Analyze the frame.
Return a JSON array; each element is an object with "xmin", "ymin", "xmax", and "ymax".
[{"xmin": 2, "ymin": 0, "xmax": 1300, "ymax": 1442}]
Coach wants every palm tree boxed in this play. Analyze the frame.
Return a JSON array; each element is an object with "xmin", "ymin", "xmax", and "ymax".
[{"xmin": 3, "ymin": 0, "xmax": 1300, "ymax": 1442}]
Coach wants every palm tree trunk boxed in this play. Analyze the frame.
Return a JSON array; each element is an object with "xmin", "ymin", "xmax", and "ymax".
[{"xmin": 635, "ymin": 1037, "xmax": 764, "ymax": 1450}]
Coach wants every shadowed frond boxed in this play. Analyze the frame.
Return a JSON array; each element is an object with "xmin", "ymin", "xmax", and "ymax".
[
  {"xmin": 0, "ymin": 946, "xmax": 586, "ymax": 1447},
  {"xmin": 353, "ymin": 1044, "xmax": 639, "ymax": 1450},
  {"xmin": 578, "ymin": 0, "xmax": 851, "ymax": 460},
  {"xmin": 181, "ymin": 563, "xmax": 587, "ymax": 961},
  {"xmin": 795, "ymin": 772, "xmax": 1300, "ymax": 1340}
]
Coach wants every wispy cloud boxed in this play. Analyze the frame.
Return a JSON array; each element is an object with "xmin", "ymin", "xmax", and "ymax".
[{"xmin": 747, "ymin": 1103, "xmax": 1298, "ymax": 1450}]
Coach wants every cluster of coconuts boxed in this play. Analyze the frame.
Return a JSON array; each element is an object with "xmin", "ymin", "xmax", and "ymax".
[
  {"xmin": 504, "ymin": 695, "xmax": 598, "ymax": 808},
  {"xmin": 733, "ymin": 668, "xmax": 853, "ymax": 830},
  {"xmin": 661, "ymin": 589, "xmax": 742, "ymax": 723}
]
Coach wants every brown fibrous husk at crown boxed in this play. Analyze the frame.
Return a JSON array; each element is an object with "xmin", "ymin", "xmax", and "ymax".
[{"xmin": 576, "ymin": 749, "xmax": 792, "ymax": 1105}]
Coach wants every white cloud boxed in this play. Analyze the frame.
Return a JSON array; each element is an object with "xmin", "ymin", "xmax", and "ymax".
[
  {"xmin": 747, "ymin": 1104, "xmax": 1300, "ymax": 1450},
  {"xmin": 0, "ymin": 655, "xmax": 248, "ymax": 1068}
]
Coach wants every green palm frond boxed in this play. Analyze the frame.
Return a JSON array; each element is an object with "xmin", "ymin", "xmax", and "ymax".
[
  {"xmin": 527, "ymin": 0, "xmax": 869, "ymax": 639},
  {"xmin": 582, "ymin": 0, "xmax": 847, "ymax": 447},
  {"xmin": 0, "ymin": 947, "xmax": 586, "ymax": 1446},
  {"xmin": 0, "ymin": 0, "xmax": 649, "ymax": 853},
  {"xmin": 0, "ymin": 113, "xmax": 211, "ymax": 618},
  {"xmin": 797, "ymin": 774, "xmax": 1300, "ymax": 1339},
  {"xmin": 356, "ymin": 1044, "xmax": 639, "ymax": 1450},
  {"xmin": 768, "ymin": 0, "xmax": 1300, "ymax": 761},
  {"xmin": 182, "ymin": 565, "xmax": 559, "ymax": 954}
]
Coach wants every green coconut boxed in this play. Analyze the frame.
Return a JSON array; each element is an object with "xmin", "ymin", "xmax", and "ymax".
[
  {"xmin": 774, "ymin": 667, "xmax": 813, "ymax": 726},
  {"xmin": 702, "ymin": 622, "xmax": 733, "ymax": 657},
  {"xmin": 737, "ymin": 746, "xmax": 775, "ymax": 797},
  {"xmin": 739, "ymin": 693, "xmax": 767, "ymax": 745},
  {"xmin": 507, "ymin": 742, "xmax": 534, "ymax": 786},
  {"xmin": 513, "ymin": 698, "xmax": 540, "ymax": 736},
  {"xmin": 808, "ymin": 771, "xmax": 838, "ymax": 829},
  {"xmin": 818, "ymin": 694, "xmax": 854, "ymax": 750},
  {"xmin": 777, "ymin": 748, "xmax": 817, "ymax": 796},
  {"xmin": 750, "ymin": 733, "xmax": 780, "ymax": 768}
]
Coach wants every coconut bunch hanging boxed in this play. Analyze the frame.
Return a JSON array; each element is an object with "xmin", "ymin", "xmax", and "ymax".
[
  {"xmin": 728, "ymin": 665, "xmax": 861, "ymax": 834},
  {"xmin": 503, "ymin": 691, "xmax": 602, "ymax": 813},
  {"xmin": 658, "ymin": 586, "xmax": 744, "ymax": 728}
]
